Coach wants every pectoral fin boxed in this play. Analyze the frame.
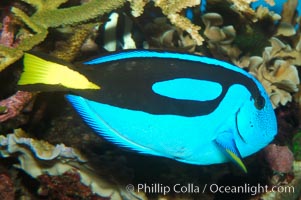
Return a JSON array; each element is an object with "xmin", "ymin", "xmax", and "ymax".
[{"xmin": 215, "ymin": 132, "xmax": 247, "ymax": 173}]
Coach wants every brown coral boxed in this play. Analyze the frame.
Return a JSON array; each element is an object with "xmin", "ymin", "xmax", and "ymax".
[
  {"xmin": 247, "ymin": 37, "xmax": 300, "ymax": 108},
  {"xmin": 275, "ymin": 0, "xmax": 298, "ymax": 37},
  {"xmin": 202, "ymin": 13, "xmax": 241, "ymax": 60},
  {"xmin": 154, "ymin": 0, "xmax": 204, "ymax": 45},
  {"xmin": 281, "ymin": 0, "xmax": 298, "ymax": 24},
  {"xmin": 228, "ymin": 0, "xmax": 257, "ymax": 15}
]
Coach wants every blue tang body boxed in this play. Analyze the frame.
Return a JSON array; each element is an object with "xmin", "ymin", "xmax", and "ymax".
[
  {"xmin": 19, "ymin": 50, "xmax": 277, "ymax": 171},
  {"xmin": 67, "ymin": 50, "xmax": 277, "ymax": 169}
]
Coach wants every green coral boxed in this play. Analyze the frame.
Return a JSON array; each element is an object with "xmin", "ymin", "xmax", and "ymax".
[
  {"xmin": 293, "ymin": 132, "xmax": 301, "ymax": 161},
  {"xmin": 0, "ymin": 106, "xmax": 6, "ymax": 114},
  {"xmin": 51, "ymin": 23, "xmax": 96, "ymax": 62},
  {"xmin": 0, "ymin": 0, "xmax": 127, "ymax": 72}
]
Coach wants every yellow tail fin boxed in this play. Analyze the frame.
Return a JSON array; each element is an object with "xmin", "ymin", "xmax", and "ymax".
[{"xmin": 18, "ymin": 53, "xmax": 100, "ymax": 90}]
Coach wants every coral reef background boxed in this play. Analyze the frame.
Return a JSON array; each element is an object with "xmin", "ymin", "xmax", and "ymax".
[{"xmin": 0, "ymin": 0, "xmax": 301, "ymax": 199}]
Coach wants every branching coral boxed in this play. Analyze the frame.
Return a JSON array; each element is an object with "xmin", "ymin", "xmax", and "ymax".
[
  {"xmin": 228, "ymin": 0, "xmax": 282, "ymax": 22},
  {"xmin": 130, "ymin": 0, "xmax": 204, "ymax": 49},
  {"xmin": 128, "ymin": 0, "xmax": 204, "ymax": 46},
  {"xmin": 228, "ymin": 0, "xmax": 258, "ymax": 15},
  {"xmin": 128, "ymin": 0, "xmax": 204, "ymax": 45},
  {"xmin": 0, "ymin": 0, "xmax": 127, "ymax": 72},
  {"xmin": 51, "ymin": 23, "xmax": 97, "ymax": 62},
  {"xmin": 0, "ymin": 0, "xmax": 207, "ymax": 72},
  {"xmin": 128, "ymin": 0, "xmax": 149, "ymax": 17},
  {"xmin": 0, "ymin": 1, "xmax": 130, "ymax": 125},
  {"xmin": 154, "ymin": 0, "xmax": 204, "ymax": 45}
]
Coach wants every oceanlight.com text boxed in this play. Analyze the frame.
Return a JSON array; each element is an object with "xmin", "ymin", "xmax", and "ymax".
[{"xmin": 125, "ymin": 183, "xmax": 295, "ymax": 196}]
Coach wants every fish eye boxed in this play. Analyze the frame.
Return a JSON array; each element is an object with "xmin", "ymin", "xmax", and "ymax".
[{"xmin": 254, "ymin": 96, "xmax": 265, "ymax": 109}]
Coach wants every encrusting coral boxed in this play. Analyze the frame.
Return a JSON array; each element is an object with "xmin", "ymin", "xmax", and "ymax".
[{"xmin": 0, "ymin": 129, "xmax": 145, "ymax": 199}]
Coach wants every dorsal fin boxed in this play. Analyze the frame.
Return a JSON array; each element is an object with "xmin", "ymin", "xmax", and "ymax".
[{"xmin": 83, "ymin": 50, "xmax": 249, "ymax": 75}]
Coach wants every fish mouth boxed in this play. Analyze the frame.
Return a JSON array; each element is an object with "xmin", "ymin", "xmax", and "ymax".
[{"xmin": 235, "ymin": 108, "xmax": 247, "ymax": 143}]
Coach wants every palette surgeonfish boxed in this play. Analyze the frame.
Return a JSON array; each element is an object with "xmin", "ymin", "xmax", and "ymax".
[{"xmin": 18, "ymin": 50, "xmax": 277, "ymax": 172}]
